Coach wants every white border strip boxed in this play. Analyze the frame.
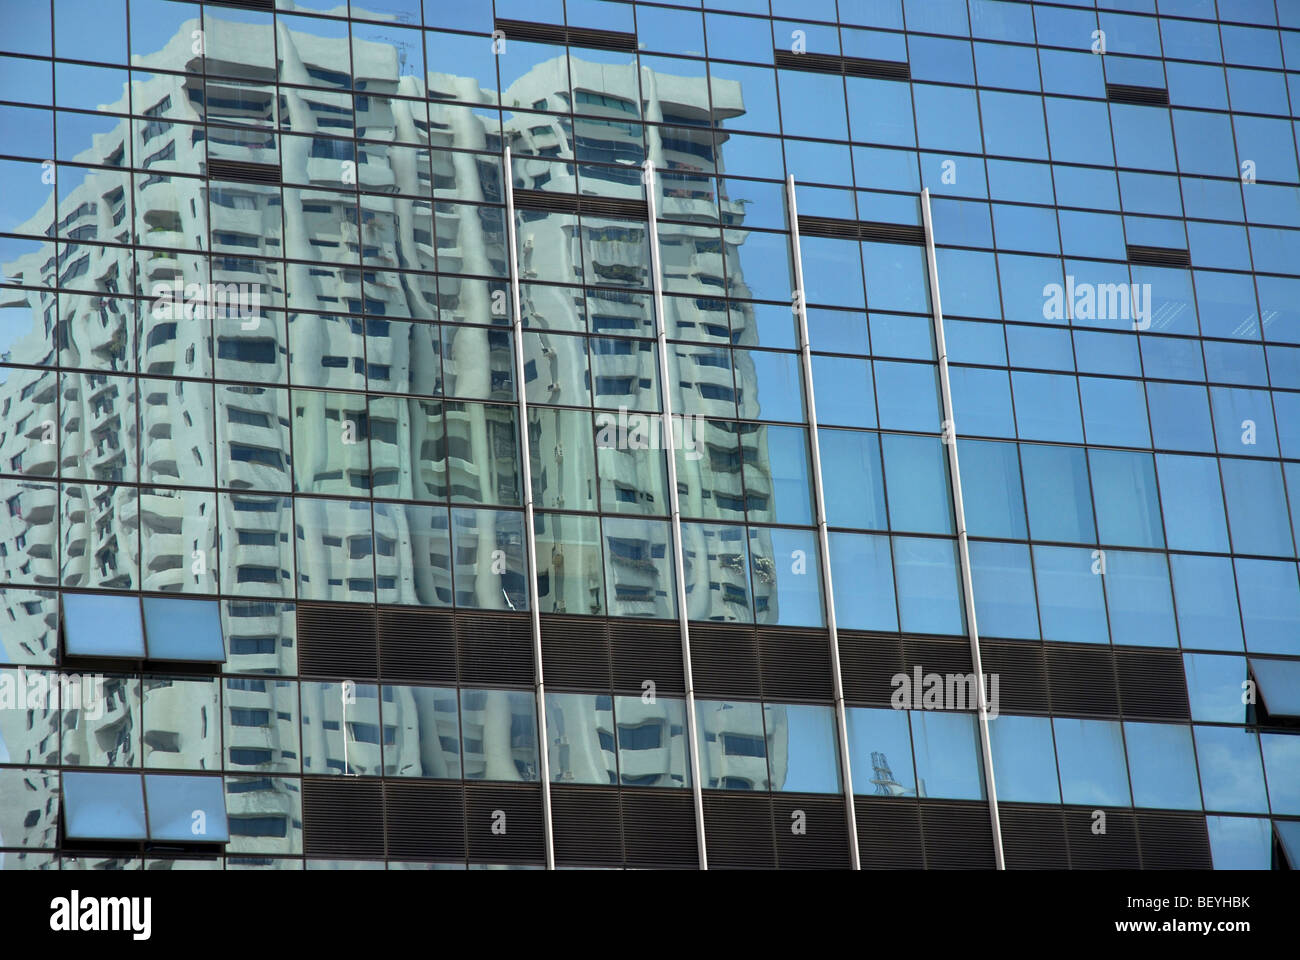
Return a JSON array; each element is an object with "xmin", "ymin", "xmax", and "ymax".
[
  {"xmin": 920, "ymin": 187, "xmax": 1006, "ymax": 870},
  {"xmin": 503, "ymin": 146, "xmax": 556, "ymax": 870},
  {"xmin": 786, "ymin": 176, "xmax": 861, "ymax": 870}
]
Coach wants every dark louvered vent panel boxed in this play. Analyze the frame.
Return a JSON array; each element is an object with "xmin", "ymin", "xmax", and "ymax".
[
  {"xmin": 903, "ymin": 638, "xmax": 974, "ymax": 680},
  {"xmin": 512, "ymin": 189, "xmax": 647, "ymax": 221},
  {"xmin": 838, "ymin": 632, "xmax": 905, "ymax": 705},
  {"xmin": 302, "ymin": 777, "xmax": 384, "ymax": 859},
  {"xmin": 1046, "ymin": 644, "xmax": 1119, "ymax": 716},
  {"xmin": 1136, "ymin": 812, "xmax": 1212, "ymax": 869},
  {"xmin": 207, "ymin": 158, "xmax": 281, "ymax": 184},
  {"xmin": 919, "ymin": 801, "xmax": 995, "ymax": 869},
  {"xmin": 772, "ymin": 795, "xmax": 851, "ymax": 869},
  {"xmin": 550, "ymin": 785, "xmax": 624, "ymax": 866},
  {"xmin": 1127, "ymin": 244, "xmax": 1190, "ymax": 267},
  {"xmin": 1115, "ymin": 648, "xmax": 1190, "ymax": 720},
  {"xmin": 999, "ymin": 804, "xmax": 1069, "ymax": 869},
  {"xmin": 378, "ymin": 607, "xmax": 456, "ymax": 683},
  {"xmin": 297, "ymin": 603, "xmax": 378, "ymax": 679},
  {"xmin": 690, "ymin": 623, "xmax": 761, "ymax": 699},
  {"xmin": 494, "ymin": 19, "xmax": 637, "ymax": 53},
  {"xmin": 464, "ymin": 784, "xmax": 546, "ymax": 864},
  {"xmin": 798, "ymin": 215, "xmax": 926, "ymax": 245},
  {"xmin": 759, "ymin": 628, "xmax": 833, "ymax": 701},
  {"xmin": 1064, "ymin": 807, "xmax": 1139, "ymax": 869},
  {"xmin": 208, "ymin": 0, "xmax": 273, "ymax": 10},
  {"xmin": 457, "ymin": 612, "xmax": 533, "ymax": 685},
  {"xmin": 384, "ymin": 781, "xmax": 465, "ymax": 862},
  {"xmin": 1107, "ymin": 83, "xmax": 1169, "ymax": 106},
  {"xmin": 980, "ymin": 641, "xmax": 1050, "ymax": 714},
  {"xmin": 773, "ymin": 49, "xmax": 910, "ymax": 80},
  {"xmin": 609, "ymin": 619, "xmax": 685, "ymax": 696},
  {"xmin": 541, "ymin": 615, "xmax": 611, "ymax": 690},
  {"xmin": 621, "ymin": 789, "xmax": 698, "ymax": 867},
  {"xmin": 855, "ymin": 798, "xmax": 924, "ymax": 867},
  {"xmin": 703, "ymin": 793, "xmax": 776, "ymax": 868}
]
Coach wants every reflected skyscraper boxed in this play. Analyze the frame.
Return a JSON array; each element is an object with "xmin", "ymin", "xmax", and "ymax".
[{"xmin": 2, "ymin": 0, "xmax": 1298, "ymax": 872}]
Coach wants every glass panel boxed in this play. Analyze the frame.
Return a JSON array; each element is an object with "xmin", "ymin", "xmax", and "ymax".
[
  {"xmin": 969, "ymin": 541, "xmax": 1038, "ymax": 640},
  {"xmin": 1206, "ymin": 815, "xmax": 1272, "ymax": 869},
  {"xmin": 846, "ymin": 706, "xmax": 915, "ymax": 796},
  {"xmin": 819, "ymin": 428, "xmax": 887, "ymax": 530},
  {"xmin": 1194, "ymin": 725, "xmax": 1268, "ymax": 813},
  {"xmin": 988, "ymin": 714, "xmax": 1059, "ymax": 803},
  {"xmin": 224, "ymin": 677, "xmax": 299, "ymax": 774},
  {"xmin": 534, "ymin": 512, "xmax": 604, "ymax": 616},
  {"xmin": 460, "ymin": 688, "xmax": 539, "ymax": 782},
  {"xmin": 1053, "ymin": 718, "xmax": 1131, "ymax": 806},
  {"xmin": 546, "ymin": 693, "xmax": 616, "ymax": 786},
  {"xmin": 911, "ymin": 711, "xmax": 984, "ymax": 800},
  {"xmin": 1103, "ymin": 550, "xmax": 1177, "ymax": 647},
  {"xmin": 615, "ymin": 695, "xmax": 690, "ymax": 789},
  {"xmin": 769, "ymin": 703, "xmax": 840, "ymax": 793},
  {"xmin": 142, "ymin": 597, "xmax": 224, "ymax": 662},
  {"xmin": 144, "ymin": 774, "xmax": 230, "ymax": 842},
  {"xmin": 696, "ymin": 699, "xmax": 769, "ymax": 791},
  {"xmin": 63, "ymin": 771, "xmax": 147, "ymax": 840},
  {"xmin": 450, "ymin": 508, "xmax": 528, "ymax": 612},
  {"xmin": 63, "ymin": 593, "xmax": 144, "ymax": 657},
  {"xmin": 383, "ymin": 685, "xmax": 461, "ymax": 779},
  {"xmin": 828, "ymin": 532, "xmax": 898, "ymax": 631},
  {"xmin": 893, "ymin": 536, "xmax": 964, "ymax": 636},
  {"xmin": 1124, "ymin": 721, "xmax": 1202, "ymax": 810},
  {"xmin": 601, "ymin": 516, "xmax": 675, "ymax": 619},
  {"xmin": 750, "ymin": 526, "xmax": 823, "ymax": 628},
  {"xmin": 143, "ymin": 677, "xmax": 219, "ymax": 771},
  {"xmin": 682, "ymin": 521, "xmax": 752, "ymax": 623}
]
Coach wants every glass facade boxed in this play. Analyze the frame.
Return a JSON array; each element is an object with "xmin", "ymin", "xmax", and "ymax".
[{"xmin": 0, "ymin": 0, "xmax": 1296, "ymax": 870}]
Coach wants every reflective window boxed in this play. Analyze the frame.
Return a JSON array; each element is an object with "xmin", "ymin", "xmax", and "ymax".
[
  {"xmin": 846, "ymin": 707, "xmax": 915, "ymax": 797},
  {"xmin": 911, "ymin": 711, "xmax": 984, "ymax": 801},
  {"xmin": 1053, "ymin": 718, "xmax": 1131, "ymax": 807},
  {"xmin": 988, "ymin": 715, "xmax": 1059, "ymax": 804},
  {"xmin": 1124, "ymin": 722, "xmax": 1202, "ymax": 810},
  {"xmin": 63, "ymin": 593, "xmax": 144, "ymax": 658}
]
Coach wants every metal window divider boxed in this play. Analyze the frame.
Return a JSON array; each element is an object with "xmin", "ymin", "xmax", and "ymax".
[
  {"xmin": 502, "ymin": 146, "xmax": 556, "ymax": 870},
  {"xmin": 645, "ymin": 162, "xmax": 710, "ymax": 870},
  {"xmin": 785, "ymin": 175, "xmax": 861, "ymax": 870},
  {"xmin": 920, "ymin": 187, "xmax": 1006, "ymax": 870}
]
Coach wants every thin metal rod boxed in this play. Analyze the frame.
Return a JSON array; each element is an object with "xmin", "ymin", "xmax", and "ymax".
[
  {"xmin": 645, "ymin": 162, "xmax": 709, "ymax": 870},
  {"xmin": 786, "ymin": 176, "xmax": 861, "ymax": 870},
  {"xmin": 921, "ymin": 187, "xmax": 1006, "ymax": 870},
  {"xmin": 503, "ymin": 146, "xmax": 555, "ymax": 870}
]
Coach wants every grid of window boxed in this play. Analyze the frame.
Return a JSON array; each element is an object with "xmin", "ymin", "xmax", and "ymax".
[{"xmin": 0, "ymin": 0, "xmax": 1297, "ymax": 871}]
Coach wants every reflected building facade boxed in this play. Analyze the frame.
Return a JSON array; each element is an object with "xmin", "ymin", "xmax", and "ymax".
[{"xmin": 1, "ymin": 0, "xmax": 1299, "ymax": 871}]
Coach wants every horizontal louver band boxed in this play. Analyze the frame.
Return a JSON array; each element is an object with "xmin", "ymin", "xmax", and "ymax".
[
  {"xmin": 1127, "ymin": 244, "xmax": 1190, "ymax": 267},
  {"xmin": 774, "ymin": 49, "xmax": 911, "ymax": 80},
  {"xmin": 513, "ymin": 188, "xmax": 648, "ymax": 221},
  {"xmin": 207, "ymin": 158, "xmax": 282, "ymax": 185},
  {"xmin": 206, "ymin": 0, "xmax": 273, "ymax": 10},
  {"xmin": 1107, "ymin": 82, "xmax": 1169, "ymax": 106},
  {"xmin": 494, "ymin": 19, "xmax": 637, "ymax": 53},
  {"xmin": 798, "ymin": 215, "xmax": 926, "ymax": 245}
]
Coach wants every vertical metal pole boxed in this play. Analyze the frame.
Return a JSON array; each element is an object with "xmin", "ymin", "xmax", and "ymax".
[
  {"xmin": 645, "ymin": 164, "xmax": 709, "ymax": 870},
  {"xmin": 785, "ymin": 176, "xmax": 861, "ymax": 870},
  {"xmin": 921, "ymin": 188, "xmax": 1006, "ymax": 870},
  {"xmin": 503, "ymin": 146, "xmax": 555, "ymax": 870}
]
